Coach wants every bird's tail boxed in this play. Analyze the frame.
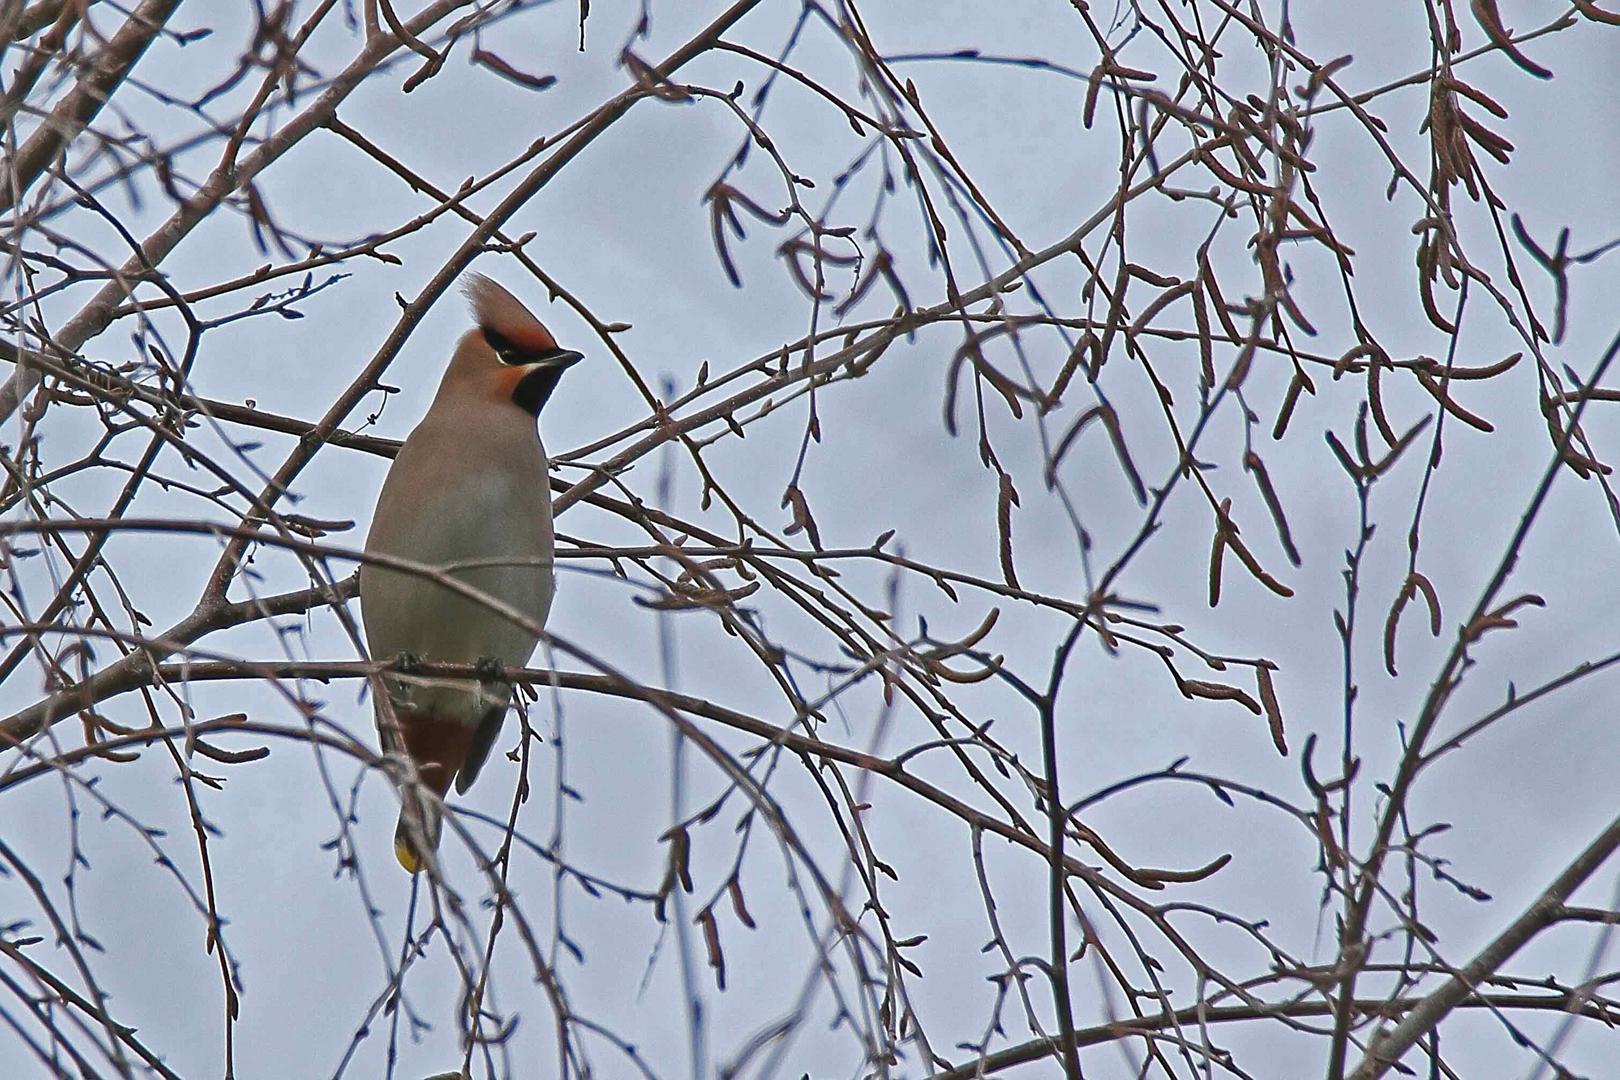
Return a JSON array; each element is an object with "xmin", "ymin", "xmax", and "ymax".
[
  {"xmin": 385, "ymin": 703, "xmax": 475, "ymax": 874},
  {"xmin": 394, "ymin": 792, "xmax": 442, "ymax": 875}
]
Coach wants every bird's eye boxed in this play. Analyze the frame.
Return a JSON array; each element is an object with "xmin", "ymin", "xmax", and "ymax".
[{"xmin": 496, "ymin": 348, "xmax": 520, "ymax": 366}]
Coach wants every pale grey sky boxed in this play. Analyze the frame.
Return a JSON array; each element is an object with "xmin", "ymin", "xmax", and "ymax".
[{"xmin": 2, "ymin": 2, "xmax": 1619, "ymax": 1078}]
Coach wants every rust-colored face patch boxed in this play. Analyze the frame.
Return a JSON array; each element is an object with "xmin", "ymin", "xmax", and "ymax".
[{"xmin": 493, "ymin": 362, "xmax": 530, "ymax": 402}]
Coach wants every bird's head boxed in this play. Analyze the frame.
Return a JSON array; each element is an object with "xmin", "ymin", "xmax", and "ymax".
[{"xmin": 443, "ymin": 272, "xmax": 582, "ymax": 416}]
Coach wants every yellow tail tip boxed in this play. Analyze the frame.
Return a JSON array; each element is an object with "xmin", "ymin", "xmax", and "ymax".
[{"xmin": 394, "ymin": 836, "xmax": 424, "ymax": 875}]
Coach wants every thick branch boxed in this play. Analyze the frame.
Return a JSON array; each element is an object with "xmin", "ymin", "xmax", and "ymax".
[
  {"xmin": 1348, "ymin": 812, "xmax": 1620, "ymax": 1079},
  {"xmin": 0, "ymin": 0, "xmax": 179, "ymax": 211},
  {"xmin": 0, "ymin": 0, "xmax": 476, "ymax": 421}
]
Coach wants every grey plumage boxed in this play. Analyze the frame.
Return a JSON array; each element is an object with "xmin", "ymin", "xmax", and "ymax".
[{"xmin": 361, "ymin": 274, "xmax": 578, "ymax": 872}]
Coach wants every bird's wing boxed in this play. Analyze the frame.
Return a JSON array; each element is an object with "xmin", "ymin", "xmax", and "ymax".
[{"xmin": 454, "ymin": 685, "xmax": 512, "ymax": 794}]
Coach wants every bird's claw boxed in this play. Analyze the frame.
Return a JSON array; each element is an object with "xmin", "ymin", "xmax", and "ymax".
[
  {"xmin": 393, "ymin": 651, "xmax": 425, "ymax": 675},
  {"xmin": 474, "ymin": 656, "xmax": 505, "ymax": 681}
]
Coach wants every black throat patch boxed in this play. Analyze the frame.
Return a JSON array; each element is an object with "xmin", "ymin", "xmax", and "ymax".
[{"xmin": 512, "ymin": 364, "xmax": 566, "ymax": 415}]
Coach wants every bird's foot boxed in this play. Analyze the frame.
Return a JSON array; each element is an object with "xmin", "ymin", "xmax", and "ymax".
[
  {"xmin": 474, "ymin": 656, "xmax": 505, "ymax": 681},
  {"xmin": 393, "ymin": 651, "xmax": 425, "ymax": 675}
]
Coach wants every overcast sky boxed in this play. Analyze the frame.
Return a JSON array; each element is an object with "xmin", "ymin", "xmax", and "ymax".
[{"xmin": 2, "ymin": 2, "xmax": 1619, "ymax": 1078}]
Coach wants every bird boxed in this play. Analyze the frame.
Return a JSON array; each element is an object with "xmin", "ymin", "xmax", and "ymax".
[{"xmin": 360, "ymin": 273, "xmax": 581, "ymax": 874}]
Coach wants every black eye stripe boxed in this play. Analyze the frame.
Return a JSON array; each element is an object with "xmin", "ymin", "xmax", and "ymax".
[
  {"xmin": 482, "ymin": 326, "xmax": 517, "ymax": 353},
  {"xmin": 482, "ymin": 327, "xmax": 569, "ymax": 367}
]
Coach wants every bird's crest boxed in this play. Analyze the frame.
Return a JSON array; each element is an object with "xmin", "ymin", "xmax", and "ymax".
[{"xmin": 462, "ymin": 272, "xmax": 558, "ymax": 353}]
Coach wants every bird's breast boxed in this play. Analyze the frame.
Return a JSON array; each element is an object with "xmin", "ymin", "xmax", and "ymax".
[{"xmin": 360, "ymin": 434, "xmax": 556, "ymax": 701}]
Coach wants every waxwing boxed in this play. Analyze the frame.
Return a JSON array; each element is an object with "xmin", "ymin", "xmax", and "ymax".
[{"xmin": 360, "ymin": 273, "xmax": 581, "ymax": 873}]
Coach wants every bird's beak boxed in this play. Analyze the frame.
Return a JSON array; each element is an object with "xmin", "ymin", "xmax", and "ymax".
[{"xmin": 526, "ymin": 348, "xmax": 583, "ymax": 371}]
